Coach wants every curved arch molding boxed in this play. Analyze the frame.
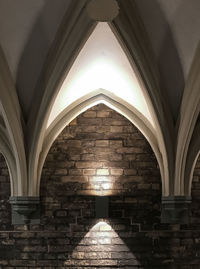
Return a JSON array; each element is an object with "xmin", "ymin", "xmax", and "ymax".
[
  {"xmin": 10, "ymin": 0, "xmax": 188, "ymax": 224},
  {"xmin": 35, "ymin": 91, "xmax": 163, "ymax": 196},
  {"xmin": 27, "ymin": 0, "xmax": 172, "ymax": 198},
  {"xmin": 0, "ymin": 46, "xmax": 27, "ymax": 196},
  {"xmin": 175, "ymin": 43, "xmax": 200, "ymax": 196}
]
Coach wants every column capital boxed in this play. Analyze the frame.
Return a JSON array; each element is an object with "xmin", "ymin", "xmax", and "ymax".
[
  {"xmin": 9, "ymin": 196, "xmax": 40, "ymax": 225},
  {"xmin": 161, "ymin": 196, "xmax": 191, "ymax": 224}
]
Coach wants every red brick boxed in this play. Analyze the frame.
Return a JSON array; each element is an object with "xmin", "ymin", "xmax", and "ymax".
[
  {"xmin": 95, "ymin": 140, "xmax": 109, "ymax": 147},
  {"xmin": 110, "ymin": 169, "xmax": 123, "ymax": 175},
  {"xmin": 83, "ymin": 111, "xmax": 97, "ymax": 118},
  {"xmin": 96, "ymin": 169, "xmax": 109, "ymax": 175},
  {"xmin": 124, "ymin": 169, "xmax": 137, "ymax": 175},
  {"xmin": 110, "ymin": 126, "xmax": 123, "ymax": 133},
  {"xmin": 97, "ymin": 111, "xmax": 110, "ymax": 117},
  {"xmin": 76, "ymin": 162, "xmax": 103, "ymax": 169},
  {"xmin": 83, "ymin": 169, "xmax": 96, "ymax": 176},
  {"xmin": 61, "ymin": 176, "xmax": 88, "ymax": 182}
]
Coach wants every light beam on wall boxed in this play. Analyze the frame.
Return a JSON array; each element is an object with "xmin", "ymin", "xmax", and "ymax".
[
  {"xmin": 48, "ymin": 22, "xmax": 154, "ymax": 128},
  {"xmin": 64, "ymin": 221, "xmax": 140, "ymax": 267}
]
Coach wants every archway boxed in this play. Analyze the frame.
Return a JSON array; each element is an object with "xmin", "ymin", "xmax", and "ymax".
[
  {"xmin": 28, "ymin": 12, "xmax": 171, "ymax": 198},
  {"xmin": 39, "ymin": 102, "xmax": 162, "ymax": 267},
  {"xmin": 34, "ymin": 92, "xmax": 164, "ymax": 196}
]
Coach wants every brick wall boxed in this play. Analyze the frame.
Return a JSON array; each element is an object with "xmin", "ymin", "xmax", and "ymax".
[
  {"xmin": 0, "ymin": 104, "xmax": 200, "ymax": 268},
  {"xmin": 42, "ymin": 104, "xmax": 160, "ymax": 197},
  {"xmin": 0, "ymin": 154, "xmax": 11, "ymax": 231}
]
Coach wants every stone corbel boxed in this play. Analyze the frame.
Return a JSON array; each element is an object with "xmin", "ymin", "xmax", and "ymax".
[
  {"xmin": 161, "ymin": 196, "xmax": 191, "ymax": 224},
  {"xmin": 9, "ymin": 196, "xmax": 40, "ymax": 225}
]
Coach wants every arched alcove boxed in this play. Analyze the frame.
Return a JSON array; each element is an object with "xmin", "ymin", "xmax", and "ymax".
[
  {"xmin": 39, "ymin": 103, "xmax": 162, "ymax": 267},
  {"xmin": 34, "ymin": 92, "xmax": 164, "ymax": 197},
  {"xmin": 28, "ymin": 3, "xmax": 172, "ymax": 199},
  {"xmin": 40, "ymin": 21, "xmax": 169, "ymax": 196},
  {"xmin": 40, "ymin": 103, "xmax": 161, "ymax": 223}
]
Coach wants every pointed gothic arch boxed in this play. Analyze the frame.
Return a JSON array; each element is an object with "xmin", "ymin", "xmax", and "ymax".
[
  {"xmin": 31, "ymin": 91, "xmax": 163, "ymax": 195},
  {"xmin": 47, "ymin": 22, "xmax": 154, "ymax": 128},
  {"xmin": 27, "ymin": 0, "xmax": 173, "ymax": 198}
]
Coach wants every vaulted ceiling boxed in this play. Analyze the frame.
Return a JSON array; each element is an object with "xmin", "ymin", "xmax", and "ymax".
[
  {"xmin": 0, "ymin": 0, "xmax": 72, "ymax": 116},
  {"xmin": 136, "ymin": 0, "xmax": 200, "ymax": 119},
  {"xmin": 0, "ymin": 0, "xmax": 199, "ymax": 120},
  {"xmin": 0, "ymin": 0, "xmax": 200, "ymax": 199}
]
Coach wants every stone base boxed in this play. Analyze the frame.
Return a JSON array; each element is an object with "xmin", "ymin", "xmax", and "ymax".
[
  {"xmin": 161, "ymin": 196, "xmax": 191, "ymax": 224},
  {"xmin": 9, "ymin": 196, "xmax": 40, "ymax": 225}
]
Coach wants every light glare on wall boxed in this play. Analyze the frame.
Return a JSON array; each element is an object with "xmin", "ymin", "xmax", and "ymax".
[
  {"xmin": 48, "ymin": 22, "xmax": 154, "ymax": 128},
  {"xmin": 90, "ymin": 176, "xmax": 112, "ymax": 196},
  {"xmin": 102, "ymin": 183, "xmax": 111, "ymax": 190},
  {"xmin": 64, "ymin": 221, "xmax": 140, "ymax": 267}
]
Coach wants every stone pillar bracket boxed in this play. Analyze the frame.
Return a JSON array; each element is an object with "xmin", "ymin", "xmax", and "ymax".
[
  {"xmin": 161, "ymin": 196, "xmax": 192, "ymax": 224},
  {"xmin": 9, "ymin": 196, "xmax": 40, "ymax": 225}
]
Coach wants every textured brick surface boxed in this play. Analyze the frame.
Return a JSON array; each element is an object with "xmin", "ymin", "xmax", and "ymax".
[
  {"xmin": 42, "ymin": 104, "xmax": 159, "ymax": 197},
  {"xmin": 0, "ymin": 154, "xmax": 11, "ymax": 231},
  {"xmin": 0, "ymin": 104, "xmax": 200, "ymax": 268}
]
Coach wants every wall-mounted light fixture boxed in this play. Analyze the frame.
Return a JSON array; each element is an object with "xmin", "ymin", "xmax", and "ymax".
[{"xmin": 95, "ymin": 196, "xmax": 109, "ymax": 218}]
